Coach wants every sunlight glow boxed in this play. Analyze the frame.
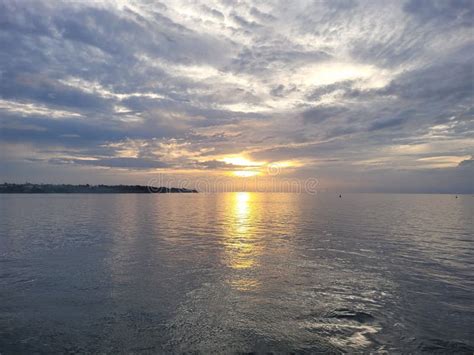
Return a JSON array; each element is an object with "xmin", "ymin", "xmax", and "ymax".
[
  {"xmin": 220, "ymin": 156, "xmax": 302, "ymax": 177},
  {"xmin": 221, "ymin": 155, "xmax": 265, "ymax": 167},
  {"xmin": 233, "ymin": 170, "xmax": 260, "ymax": 177}
]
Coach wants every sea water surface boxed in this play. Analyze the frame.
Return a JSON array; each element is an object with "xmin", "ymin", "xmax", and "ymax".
[{"xmin": 1, "ymin": 193, "xmax": 473, "ymax": 353}]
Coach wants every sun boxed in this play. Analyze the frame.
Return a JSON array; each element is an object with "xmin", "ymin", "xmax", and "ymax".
[{"xmin": 233, "ymin": 170, "xmax": 260, "ymax": 177}]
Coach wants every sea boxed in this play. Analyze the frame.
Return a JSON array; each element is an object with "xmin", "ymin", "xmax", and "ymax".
[{"xmin": 1, "ymin": 193, "xmax": 473, "ymax": 353}]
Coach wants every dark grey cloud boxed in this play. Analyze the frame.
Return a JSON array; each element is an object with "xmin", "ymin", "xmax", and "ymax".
[
  {"xmin": 250, "ymin": 7, "xmax": 277, "ymax": 22},
  {"xmin": 49, "ymin": 157, "xmax": 169, "ymax": 169},
  {"xmin": 0, "ymin": 73, "xmax": 112, "ymax": 112},
  {"xmin": 201, "ymin": 5, "xmax": 225, "ymax": 20},
  {"xmin": 403, "ymin": 0, "xmax": 474, "ymax": 27},
  {"xmin": 458, "ymin": 157, "xmax": 474, "ymax": 169},
  {"xmin": 302, "ymin": 106, "xmax": 348, "ymax": 124},
  {"xmin": 369, "ymin": 117, "xmax": 406, "ymax": 131},
  {"xmin": 270, "ymin": 84, "xmax": 297, "ymax": 97},
  {"xmin": 383, "ymin": 62, "xmax": 474, "ymax": 102},
  {"xmin": 231, "ymin": 12, "xmax": 262, "ymax": 30},
  {"xmin": 368, "ymin": 110, "xmax": 416, "ymax": 132}
]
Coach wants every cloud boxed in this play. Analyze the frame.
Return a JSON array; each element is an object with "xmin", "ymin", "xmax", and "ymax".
[
  {"xmin": 0, "ymin": 0, "xmax": 473, "ymax": 192},
  {"xmin": 200, "ymin": 5, "xmax": 225, "ymax": 20},
  {"xmin": 50, "ymin": 157, "xmax": 169, "ymax": 169},
  {"xmin": 302, "ymin": 106, "xmax": 348, "ymax": 124},
  {"xmin": 458, "ymin": 157, "xmax": 474, "ymax": 169},
  {"xmin": 382, "ymin": 62, "xmax": 473, "ymax": 102},
  {"xmin": 369, "ymin": 114, "xmax": 410, "ymax": 131},
  {"xmin": 403, "ymin": 0, "xmax": 474, "ymax": 27},
  {"xmin": 249, "ymin": 7, "xmax": 276, "ymax": 22}
]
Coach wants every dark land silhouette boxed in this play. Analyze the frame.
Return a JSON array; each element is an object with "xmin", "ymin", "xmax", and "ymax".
[{"xmin": 0, "ymin": 183, "xmax": 197, "ymax": 193}]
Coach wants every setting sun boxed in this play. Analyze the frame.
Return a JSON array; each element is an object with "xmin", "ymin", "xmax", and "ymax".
[{"xmin": 233, "ymin": 170, "xmax": 260, "ymax": 177}]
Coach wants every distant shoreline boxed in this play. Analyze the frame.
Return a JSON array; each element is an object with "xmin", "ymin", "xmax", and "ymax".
[{"xmin": 0, "ymin": 183, "xmax": 197, "ymax": 194}]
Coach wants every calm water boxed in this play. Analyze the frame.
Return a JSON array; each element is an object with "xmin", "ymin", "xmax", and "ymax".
[{"xmin": 1, "ymin": 193, "xmax": 473, "ymax": 353}]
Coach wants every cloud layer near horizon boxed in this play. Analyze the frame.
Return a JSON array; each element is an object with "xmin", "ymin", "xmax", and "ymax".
[{"xmin": 0, "ymin": 0, "xmax": 473, "ymax": 192}]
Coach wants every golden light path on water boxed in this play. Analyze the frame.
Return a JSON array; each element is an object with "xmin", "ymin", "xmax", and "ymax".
[{"xmin": 224, "ymin": 192, "xmax": 262, "ymax": 291}]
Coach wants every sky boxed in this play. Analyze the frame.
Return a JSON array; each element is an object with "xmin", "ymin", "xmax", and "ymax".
[{"xmin": 0, "ymin": 0, "xmax": 473, "ymax": 193}]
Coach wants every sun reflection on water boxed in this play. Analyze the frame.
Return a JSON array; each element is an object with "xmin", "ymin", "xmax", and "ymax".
[{"xmin": 223, "ymin": 192, "xmax": 262, "ymax": 291}]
